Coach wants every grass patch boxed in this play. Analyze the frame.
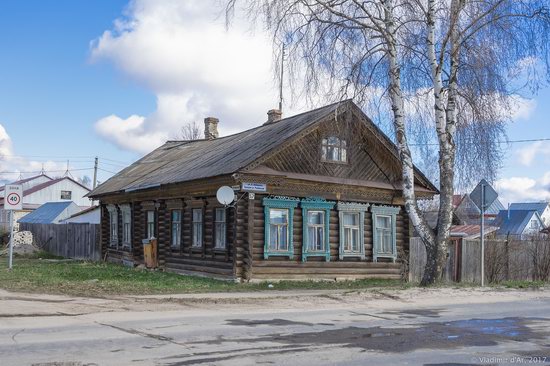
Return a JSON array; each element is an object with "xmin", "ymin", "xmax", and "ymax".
[{"xmin": 0, "ymin": 255, "xmax": 404, "ymax": 297}]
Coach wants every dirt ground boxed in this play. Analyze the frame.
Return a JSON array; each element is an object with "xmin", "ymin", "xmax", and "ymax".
[{"xmin": 1, "ymin": 286, "xmax": 548, "ymax": 318}]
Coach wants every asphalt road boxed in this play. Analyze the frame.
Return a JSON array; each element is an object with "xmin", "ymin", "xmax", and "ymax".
[{"xmin": 1, "ymin": 289, "xmax": 550, "ymax": 366}]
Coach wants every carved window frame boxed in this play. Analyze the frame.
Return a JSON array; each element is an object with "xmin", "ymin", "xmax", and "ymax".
[
  {"xmin": 263, "ymin": 197, "xmax": 299, "ymax": 259},
  {"xmin": 301, "ymin": 197, "xmax": 335, "ymax": 262},
  {"xmin": 371, "ymin": 205, "xmax": 400, "ymax": 262},
  {"xmin": 337, "ymin": 202, "xmax": 370, "ymax": 260}
]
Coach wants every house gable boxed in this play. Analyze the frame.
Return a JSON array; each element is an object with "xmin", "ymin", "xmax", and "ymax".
[
  {"xmin": 261, "ymin": 109, "xmax": 400, "ymax": 186},
  {"xmin": 243, "ymin": 102, "xmax": 436, "ymax": 195}
]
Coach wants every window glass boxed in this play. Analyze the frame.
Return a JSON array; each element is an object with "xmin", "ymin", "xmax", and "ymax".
[
  {"xmin": 269, "ymin": 209, "xmax": 288, "ymax": 251},
  {"xmin": 307, "ymin": 211, "xmax": 325, "ymax": 251},
  {"xmin": 60, "ymin": 190, "xmax": 72, "ymax": 200},
  {"xmin": 192, "ymin": 209, "xmax": 203, "ymax": 247},
  {"xmin": 342, "ymin": 212, "xmax": 360, "ymax": 253},
  {"xmin": 146, "ymin": 210, "xmax": 155, "ymax": 238},
  {"xmin": 376, "ymin": 215, "xmax": 393, "ymax": 254},
  {"xmin": 321, "ymin": 136, "xmax": 347, "ymax": 163},
  {"xmin": 215, "ymin": 208, "xmax": 226, "ymax": 249},
  {"xmin": 171, "ymin": 210, "xmax": 181, "ymax": 248}
]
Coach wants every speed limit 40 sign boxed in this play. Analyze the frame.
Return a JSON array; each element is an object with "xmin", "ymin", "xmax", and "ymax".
[{"xmin": 4, "ymin": 184, "xmax": 23, "ymax": 210}]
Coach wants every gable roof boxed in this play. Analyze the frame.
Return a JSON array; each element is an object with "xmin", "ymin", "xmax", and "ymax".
[
  {"xmin": 493, "ymin": 210, "xmax": 542, "ymax": 236},
  {"xmin": 509, "ymin": 202, "xmax": 549, "ymax": 216},
  {"xmin": 0, "ymin": 174, "xmax": 52, "ymax": 192},
  {"xmin": 88, "ymin": 100, "xmax": 437, "ymax": 198},
  {"xmin": 18, "ymin": 201, "xmax": 75, "ymax": 224}
]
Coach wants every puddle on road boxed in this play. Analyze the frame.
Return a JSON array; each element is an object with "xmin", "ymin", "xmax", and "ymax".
[
  {"xmin": 205, "ymin": 317, "xmax": 549, "ymax": 353},
  {"xmin": 163, "ymin": 317, "xmax": 550, "ymax": 365}
]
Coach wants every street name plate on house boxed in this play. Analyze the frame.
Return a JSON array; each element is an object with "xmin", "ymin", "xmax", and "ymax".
[
  {"xmin": 470, "ymin": 179, "xmax": 498, "ymax": 210},
  {"xmin": 4, "ymin": 184, "xmax": 23, "ymax": 211},
  {"xmin": 241, "ymin": 182, "xmax": 267, "ymax": 192}
]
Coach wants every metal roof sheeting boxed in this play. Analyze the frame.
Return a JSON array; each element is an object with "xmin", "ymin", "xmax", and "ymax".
[
  {"xmin": 493, "ymin": 210, "xmax": 542, "ymax": 236},
  {"xmin": 18, "ymin": 201, "xmax": 77, "ymax": 224},
  {"xmin": 509, "ymin": 202, "xmax": 549, "ymax": 216}
]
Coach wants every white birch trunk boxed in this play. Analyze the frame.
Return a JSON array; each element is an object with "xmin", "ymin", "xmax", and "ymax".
[{"xmin": 382, "ymin": 0, "xmax": 436, "ymax": 270}]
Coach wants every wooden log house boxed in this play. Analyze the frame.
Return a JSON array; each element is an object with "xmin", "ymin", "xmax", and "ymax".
[{"xmin": 88, "ymin": 100, "xmax": 437, "ymax": 281}]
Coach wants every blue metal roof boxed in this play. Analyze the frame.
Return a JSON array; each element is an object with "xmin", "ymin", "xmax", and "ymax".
[
  {"xmin": 493, "ymin": 209, "xmax": 541, "ymax": 236},
  {"xmin": 509, "ymin": 202, "xmax": 548, "ymax": 216},
  {"xmin": 18, "ymin": 201, "xmax": 74, "ymax": 224}
]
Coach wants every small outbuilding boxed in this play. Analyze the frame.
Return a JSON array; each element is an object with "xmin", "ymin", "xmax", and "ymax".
[{"xmin": 18, "ymin": 201, "xmax": 81, "ymax": 224}]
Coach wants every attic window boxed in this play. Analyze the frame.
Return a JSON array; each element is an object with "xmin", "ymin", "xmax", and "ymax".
[{"xmin": 321, "ymin": 136, "xmax": 347, "ymax": 163}]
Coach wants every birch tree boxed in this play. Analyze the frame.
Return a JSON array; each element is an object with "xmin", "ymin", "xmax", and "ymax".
[{"xmin": 227, "ymin": 0, "xmax": 550, "ymax": 284}]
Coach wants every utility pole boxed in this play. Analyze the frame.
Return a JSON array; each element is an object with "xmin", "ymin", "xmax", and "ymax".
[
  {"xmin": 93, "ymin": 156, "xmax": 98, "ymax": 189},
  {"xmin": 279, "ymin": 43, "xmax": 285, "ymax": 113},
  {"xmin": 480, "ymin": 183, "xmax": 485, "ymax": 287}
]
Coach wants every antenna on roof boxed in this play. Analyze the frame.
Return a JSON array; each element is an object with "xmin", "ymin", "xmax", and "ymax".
[
  {"xmin": 64, "ymin": 160, "xmax": 74, "ymax": 179},
  {"xmin": 279, "ymin": 43, "xmax": 286, "ymax": 113},
  {"xmin": 40, "ymin": 163, "xmax": 45, "ymax": 175}
]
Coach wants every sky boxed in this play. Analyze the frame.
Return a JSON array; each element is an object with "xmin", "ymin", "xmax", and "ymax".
[{"xmin": 0, "ymin": 0, "xmax": 549, "ymax": 204}]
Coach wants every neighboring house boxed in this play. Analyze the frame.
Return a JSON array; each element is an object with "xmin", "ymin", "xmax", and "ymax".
[
  {"xmin": 88, "ymin": 100, "xmax": 438, "ymax": 281},
  {"xmin": 508, "ymin": 202, "xmax": 550, "ymax": 227},
  {"xmin": 0, "ymin": 176, "xmax": 91, "ymax": 230},
  {"xmin": 18, "ymin": 201, "xmax": 81, "ymax": 224},
  {"xmin": 454, "ymin": 192, "xmax": 504, "ymax": 225},
  {"xmin": 493, "ymin": 210, "xmax": 545, "ymax": 238},
  {"xmin": 60, "ymin": 205, "xmax": 100, "ymax": 224}
]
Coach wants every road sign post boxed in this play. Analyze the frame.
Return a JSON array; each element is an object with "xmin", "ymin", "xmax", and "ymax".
[
  {"xmin": 470, "ymin": 179, "xmax": 498, "ymax": 287},
  {"xmin": 4, "ymin": 184, "xmax": 23, "ymax": 270}
]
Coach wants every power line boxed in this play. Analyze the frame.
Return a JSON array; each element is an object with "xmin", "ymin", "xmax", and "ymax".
[
  {"xmin": 97, "ymin": 167, "xmax": 118, "ymax": 175},
  {"xmin": 0, "ymin": 167, "xmax": 93, "ymax": 175},
  {"xmin": 409, "ymin": 137, "xmax": 550, "ymax": 147}
]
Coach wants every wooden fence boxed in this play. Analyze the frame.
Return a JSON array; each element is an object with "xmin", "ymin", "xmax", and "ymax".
[
  {"xmin": 20, "ymin": 223, "xmax": 101, "ymax": 261},
  {"xmin": 409, "ymin": 236, "xmax": 550, "ymax": 284}
]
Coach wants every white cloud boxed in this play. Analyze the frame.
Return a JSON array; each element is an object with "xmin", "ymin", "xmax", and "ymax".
[
  {"xmin": 516, "ymin": 141, "xmax": 550, "ymax": 166},
  {"xmin": 495, "ymin": 174, "xmax": 550, "ymax": 205},
  {"xmin": 90, "ymin": 0, "xmax": 303, "ymax": 153}
]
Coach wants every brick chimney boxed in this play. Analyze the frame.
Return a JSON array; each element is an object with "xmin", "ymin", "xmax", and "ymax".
[
  {"xmin": 264, "ymin": 109, "xmax": 282, "ymax": 125},
  {"xmin": 204, "ymin": 117, "xmax": 219, "ymax": 140}
]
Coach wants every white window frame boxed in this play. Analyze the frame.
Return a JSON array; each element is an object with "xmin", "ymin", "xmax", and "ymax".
[
  {"xmin": 306, "ymin": 210, "xmax": 325, "ymax": 252},
  {"xmin": 337, "ymin": 202, "xmax": 369, "ymax": 260},
  {"xmin": 269, "ymin": 208, "xmax": 290, "ymax": 252},
  {"xmin": 214, "ymin": 208, "xmax": 227, "ymax": 249}
]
